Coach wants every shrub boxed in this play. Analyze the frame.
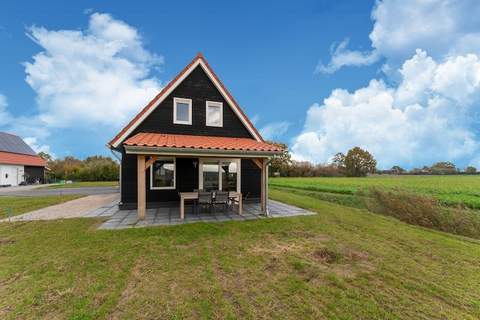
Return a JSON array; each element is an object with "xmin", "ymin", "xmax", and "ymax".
[{"xmin": 364, "ymin": 188, "xmax": 480, "ymax": 239}]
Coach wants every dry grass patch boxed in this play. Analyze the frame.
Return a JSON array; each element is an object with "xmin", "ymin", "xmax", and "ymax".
[{"xmin": 365, "ymin": 187, "xmax": 480, "ymax": 239}]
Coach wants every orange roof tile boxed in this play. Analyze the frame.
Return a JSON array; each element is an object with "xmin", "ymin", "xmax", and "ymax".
[
  {"xmin": 0, "ymin": 151, "xmax": 47, "ymax": 167},
  {"xmin": 124, "ymin": 133, "xmax": 283, "ymax": 153}
]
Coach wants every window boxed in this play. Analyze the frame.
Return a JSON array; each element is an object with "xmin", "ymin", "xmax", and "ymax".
[
  {"xmin": 202, "ymin": 161, "xmax": 220, "ymax": 191},
  {"xmin": 221, "ymin": 161, "xmax": 237, "ymax": 191},
  {"xmin": 199, "ymin": 159, "xmax": 240, "ymax": 192},
  {"xmin": 173, "ymin": 97, "xmax": 192, "ymax": 125},
  {"xmin": 206, "ymin": 101, "xmax": 223, "ymax": 127},
  {"xmin": 150, "ymin": 158, "xmax": 176, "ymax": 190}
]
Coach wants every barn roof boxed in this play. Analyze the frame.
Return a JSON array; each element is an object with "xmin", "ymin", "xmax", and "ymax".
[{"xmin": 0, "ymin": 132, "xmax": 37, "ymax": 156}]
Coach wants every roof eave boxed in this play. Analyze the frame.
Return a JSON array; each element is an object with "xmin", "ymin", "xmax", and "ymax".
[{"xmin": 124, "ymin": 145, "xmax": 282, "ymax": 158}]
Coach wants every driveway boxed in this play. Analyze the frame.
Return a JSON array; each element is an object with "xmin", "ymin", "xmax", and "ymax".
[{"xmin": 0, "ymin": 186, "xmax": 119, "ymax": 197}]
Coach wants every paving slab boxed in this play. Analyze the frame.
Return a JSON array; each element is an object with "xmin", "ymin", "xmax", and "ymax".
[{"xmin": 97, "ymin": 200, "xmax": 316, "ymax": 230}]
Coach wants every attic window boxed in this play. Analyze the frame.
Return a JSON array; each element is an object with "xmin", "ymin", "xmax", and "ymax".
[
  {"xmin": 206, "ymin": 101, "xmax": 223, "ymax": 127},
  {"xmin": 173, "ymin": 97, "xmax": 192, "ymax": 125}
]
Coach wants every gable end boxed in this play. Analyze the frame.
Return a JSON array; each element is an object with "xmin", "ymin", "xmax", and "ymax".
[{"xmin": 108, "ymin": 53, "xmax": 263, "ymax": 148}]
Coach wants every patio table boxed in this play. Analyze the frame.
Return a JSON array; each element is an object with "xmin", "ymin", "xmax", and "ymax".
[{"xmin": 179, "ymin": 191, "xmax": 242, "ymax": 220}]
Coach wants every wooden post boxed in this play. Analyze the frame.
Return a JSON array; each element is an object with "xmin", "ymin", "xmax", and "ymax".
[
  {"xmin": 265, "ymin": 161, "xmax": 269, "ymax": 216},
  {"xmin": 260, "ymin": 158, "xmax": 266, "ymax": 213},
  {"xmin": 137, "ymin": 155, "xmax": 146, "ymax": 220}
]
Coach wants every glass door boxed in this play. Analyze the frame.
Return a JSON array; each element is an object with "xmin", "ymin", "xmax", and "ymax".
[
  {"xmin": 199, "ymin": 159, "xmax": 240, "ymax": 192},
  {"xmin": 202, "ymin": 161, "xmax": 220, "ymax": 191},
  {"xmin": 221, "ymin": 161, "xmax": 237, "ymax": 191}
]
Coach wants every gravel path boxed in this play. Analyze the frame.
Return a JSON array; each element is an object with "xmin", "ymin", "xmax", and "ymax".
[
  {"xmin": 2, "ymin": 194, "xmax": 120, "ymax": 221},
  {"xmin": 0, "ymin": 186, "xmax": 119, "ymax": 197}
]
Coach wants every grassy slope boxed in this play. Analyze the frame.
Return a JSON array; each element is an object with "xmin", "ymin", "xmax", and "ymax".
[
  {"xmin": 1, "ymin": 189, "xmax": 480, "ymax": 319},
  {"xmin": 270, "ymin": 175, "xmax": 480, "ymax": 208},
  {"xmin": 45, "ymin": 181, "xmax": 119, "ymax": 189},
  {"xmin": 0, "ymin": 195, "xmax": 83, "ymax": 218}
]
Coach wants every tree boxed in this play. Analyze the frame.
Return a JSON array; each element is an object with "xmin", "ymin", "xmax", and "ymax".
[
  {"xmin": 38, "ymin": 151, "xmax": 53, "ymax": 162},
  {"xmin": 266, "ymin": 141, "xmax": 291, "ymax": 176},
  {"xmin": 332, "ymin": 152, "xmax": 346, "ymax": 168},
  {"xmin": 465, "ymin": 166, "xmax": 477, "ymax": 174},
  {"xmin": 343, "ymin": 147, "xmax": 377, "ymax": 177},
  {"xmin": 46, "ymin": 155, "xmax": 119, "ymax": 182},
  {"xmin": 430, "ymin": 161, "xmax": 457, "ymax": 175}
]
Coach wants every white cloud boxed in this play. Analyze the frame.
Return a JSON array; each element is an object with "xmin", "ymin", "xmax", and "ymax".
[
  {"xmin": 297, "ymin": 0, "xmax": 480, "ymax": 168},
  {"xmin": 0, "ymin": 94, "xmax": 12, "ymax": 126},
  {"xmin": 260, "ymin": 121, "xmax": 291, "ymax": 140},
  {"xmin": 23, "ymin": 12, "xmax": 162, "ymax": 128},
  {"xmin": 23, "ymin": 137, "xmax": 55, "ymax": 158},
  {"xmin": 292, "ymin": 50, "xmax": 480, "ymax": 168},
  {"xmin": 316, "ymin": 39, "xmax": 380, "ymax": 74},
  {"xmin": 321, "ymin": 0, "xmax": 480, "ymax": 72},
  {"xmin": 0, "ymin": 12, "xmax": 164, "ymax": 157}
]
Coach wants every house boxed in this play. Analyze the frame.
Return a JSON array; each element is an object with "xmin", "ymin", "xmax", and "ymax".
[
  {"xmin": 107, "ymin": 53, "xmax": 283, "ymax": 219},
  {"xmin": 0, "ymin": 132, "xmax": 47, "ymax": 186}
]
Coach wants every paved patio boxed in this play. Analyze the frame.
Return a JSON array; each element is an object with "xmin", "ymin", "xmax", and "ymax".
[{"xmin": 94, "ymin": 200, "xmax": 316, "ymax": 230}]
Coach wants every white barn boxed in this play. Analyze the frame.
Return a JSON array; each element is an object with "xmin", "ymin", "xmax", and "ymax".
[{"xmin": 0, "ymin": 132, "xmax": 46, "ymax": 187}]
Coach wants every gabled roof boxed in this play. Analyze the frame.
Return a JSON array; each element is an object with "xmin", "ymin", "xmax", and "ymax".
[
  {"xmin": 124, "ymin": 133, "xmax": 282, "ymax": 153},
  {"xmin": 0, "ymin": 132, "xmax": 37, "ymax": 156},
  {"xmin": 108, "ymin": 53, "xmax": 264, "ymax": 149}
]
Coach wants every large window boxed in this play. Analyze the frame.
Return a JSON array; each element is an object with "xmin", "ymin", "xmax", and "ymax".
[
  {"xmin": 173, "ymin": 97, "xmax": 192, "ymax": 125},
  {"xmin": 221, "ymin": 161, "xmax": 237, "ymax": 191},
  {"xmin": 202, "ymin": 161, "xmax": 220, "ymax": 191},
  {"xmin": 206, "ymin": 101, "xmax": 223, "ymax": 127},
  {"xmin": 199, "ymin": 159, "xmax": 240, "ymax": 192},
  {"xmin": 150, "ymin": 158, "xmax": 176, "ymax": 190}
]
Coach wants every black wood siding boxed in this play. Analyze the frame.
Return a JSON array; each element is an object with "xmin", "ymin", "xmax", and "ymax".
[
  {"xmin": 24, "ymin": 166, "xmax": 44, "ymax": 184},
  {"xmin": 121, "ymin": 153, "xmax": 198, "ymax": 207},
  {"xmin": 119, "ymin": 65, "xmax": 261, "ymax": 208},
  {"xmin": 241, "ymin": 159, "xmax": 261, "ymax": 200},
  {"xmin": 120, "ymin": 155, "xmax": 261, "ymax": 208},
  {"xmin": 129, "ymin": 65, "xmax": 253, "ymax": 139}
]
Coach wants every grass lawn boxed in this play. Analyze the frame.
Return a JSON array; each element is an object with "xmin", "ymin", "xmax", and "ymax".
[
  {"xmin": 270, "ymin": 175, "xmax": 480, "ymax": 208},
  {"xmin": 1, "ymin": 189, "xmax": 479, "ymax": 319},
  {"xmin": 0, "ymin": 195, "xmax": 84, "ymax": 219},
  {"xmin": 45, "ymin": 181, "xmax": 119, "ymax": 189}
]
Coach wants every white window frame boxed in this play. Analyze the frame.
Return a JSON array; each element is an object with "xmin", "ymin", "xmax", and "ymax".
[
  {"xmin": 198, "ymin": 158, "xmax": 241, "ymax": 192},
  {"xmin": 150, "ymin": 157, "xmax": 176, "ymax": 190},
  {"xmin": 173, "ymin": 97, "xmax": 192, "ymax": 125},
  {"xmin": 205, "ymin": 101, "xmax": 223, "ymax": 127}
]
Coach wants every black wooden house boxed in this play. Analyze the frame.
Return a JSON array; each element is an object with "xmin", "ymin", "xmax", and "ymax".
[{"xmin": 108, "ymin": 53, "xmax": 282, "ymax": 219}]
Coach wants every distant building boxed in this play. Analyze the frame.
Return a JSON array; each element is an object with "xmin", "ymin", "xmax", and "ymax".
[{"xmin": 0, "ymin": 132, "xmax": 46, "ymax": 186}]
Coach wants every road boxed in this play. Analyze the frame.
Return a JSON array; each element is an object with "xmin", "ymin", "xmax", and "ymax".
[{"xmin": 0, "ymin": 185, "xmax": 119, "ymax": 197}]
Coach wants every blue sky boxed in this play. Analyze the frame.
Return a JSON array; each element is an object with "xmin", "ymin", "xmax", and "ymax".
[{"xmin": 1, "ymin": 0, "xmax": 479, "ymax": 169}]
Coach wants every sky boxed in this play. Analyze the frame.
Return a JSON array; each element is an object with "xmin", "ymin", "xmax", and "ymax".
[{"xmin": 0, "ymin": 0, "xmax": 479, "ymax": 169}]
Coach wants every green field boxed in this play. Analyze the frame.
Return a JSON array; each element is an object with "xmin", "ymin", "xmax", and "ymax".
[
  {"xmin": 1, "ymin": 189, "xmax": 479, "ymax": 319},
  {"xmin": 0, "ymin": 195, "xmax": 84, "ymax": 219},
  {"xmin": 45, "ymin": 181, "xmax": 119, "ymax": 189},
  {"xmin": 270, "ymin": 175, "xmax": 480, "ymax": 209}
]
